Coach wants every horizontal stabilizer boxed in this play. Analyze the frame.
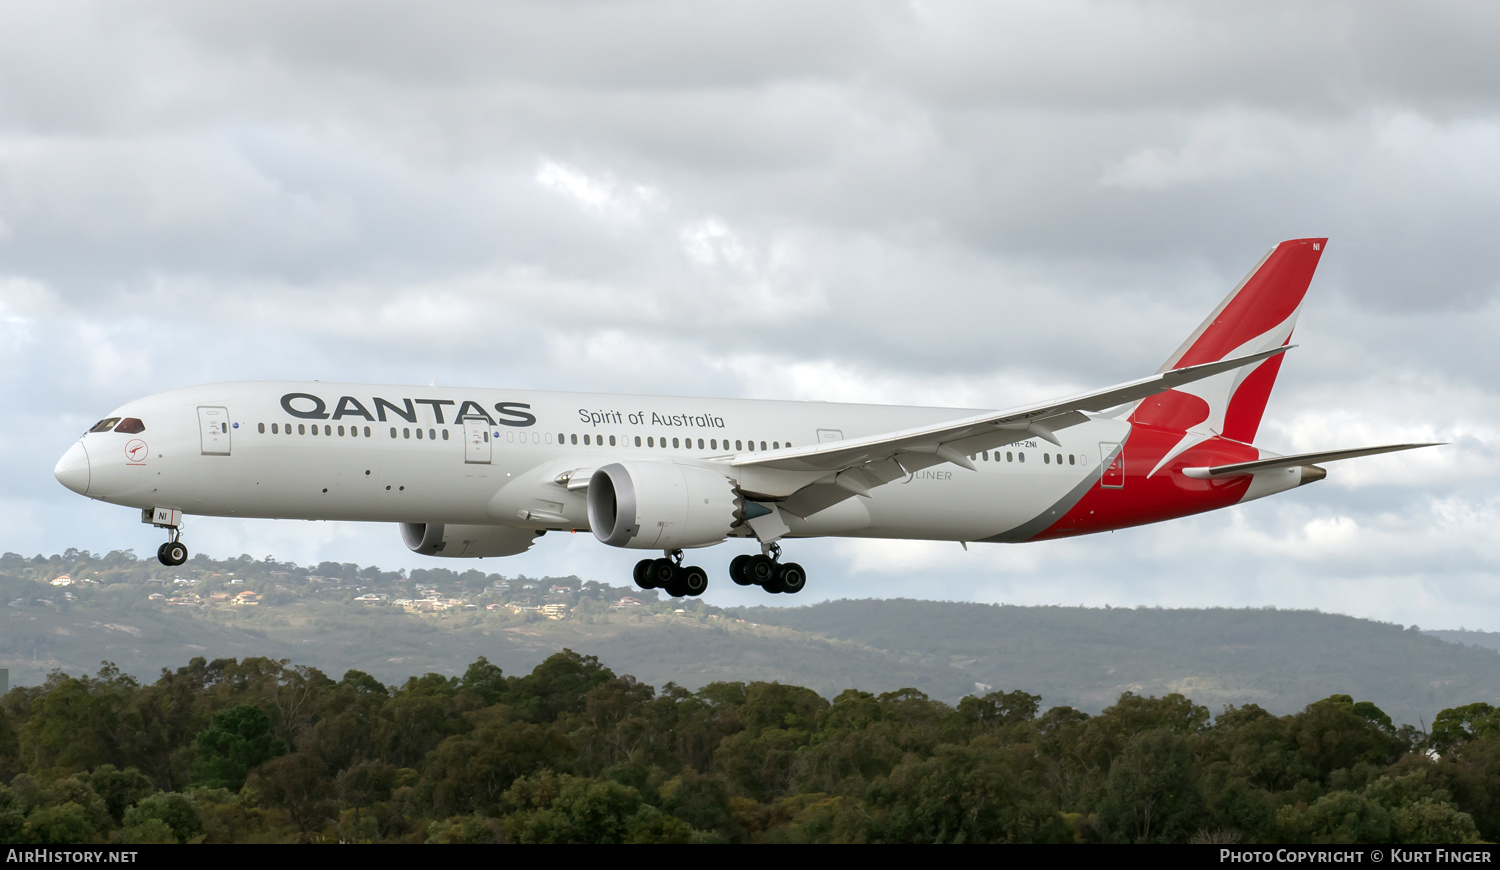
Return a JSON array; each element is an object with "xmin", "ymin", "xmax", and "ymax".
[{"xmin": 1181, "ymin": 443, "xmax": 1442, "ymax": 479}]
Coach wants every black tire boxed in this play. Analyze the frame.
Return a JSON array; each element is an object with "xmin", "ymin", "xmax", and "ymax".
[
  {"xmin": 664, "ymin": 566, "xmax": 687, "ymax": 598},
  {"xmin": 157, "ymin": 543, "xmax": 172, "ymax": 566},
  {"xmin": 633, "ymin": 559, "xmax": 654, "ymax": 589},
  {"xmin": 729, "ymin": 554, "xmax": 753, "ymax": 586},
  {"xmin": 649, "ymin": 558, "xmax": 677, "ymax": 588},
  {"xmin": 681, "ymin": 566, "xmax": 708, "ymax": 597},
  {"xmin": 777, "ymin": 562, "xmax": 806, "ymax": 594},
  {"xmin": 165, "ymin": 542, "xmax": 188, "ymax": 566},
  {"xmin": 748, "ymin": 554, "xmax": 777, "ymax": 586}
]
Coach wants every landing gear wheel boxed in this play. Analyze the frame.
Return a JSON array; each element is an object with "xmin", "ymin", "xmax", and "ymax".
[
  {"xmin": 747, "ymin": 554, "xmax": 777, "ymax": 586},
  {"xmin": 648, "ymin": 558, "xmax": 677, "ymax": 589},
  {"xmin": 776, "ymin": 562, "xmax": 806, "ymax": 595},
  {"xmin": 633, "ymin": 559, "xmax": 655, "ymax": 589},
  {"xmin": 160, "ymin": 541, "xmax": 188, "ymax": 567},
  {"xmin": 668, "ymin": 566, "xmax": 709, "ymax": 598},
  {"xmin": 729, "ymin": 554, "xmax": 754, "ymax": 586}
]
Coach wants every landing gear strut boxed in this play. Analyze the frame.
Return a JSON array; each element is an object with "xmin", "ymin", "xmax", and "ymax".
[
  {"xmin": 729, "ymin": 543, "xmax": 806, "ymax": 595},
  {"xmin": 145, "ymin": 507, "xmax": 189, "ymax": 567},
  {"xmin": 633, "ymin": 550, "xmax": 708, "ymax": 598}
]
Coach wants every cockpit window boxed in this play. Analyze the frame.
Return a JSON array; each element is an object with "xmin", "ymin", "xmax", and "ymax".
[
  {"xmin": 89, "ymin": 418, "xmax": 121, "ymax": 433},
  {"xmin": 114, "ymin": 418, "xmax": 146, "ymax": 434}
]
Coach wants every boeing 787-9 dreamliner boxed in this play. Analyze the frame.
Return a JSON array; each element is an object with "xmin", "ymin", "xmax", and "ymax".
[{"xmin": 55, "ymin": 239, "xmax": 1434, "ymax": 597}]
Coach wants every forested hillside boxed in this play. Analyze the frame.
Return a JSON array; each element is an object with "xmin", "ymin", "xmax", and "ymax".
[
  {"xmin": 2, "ymin": 652, "xmax": 1498, "ymax": 843},
  {"xmin": 4, "ymin": 550, "xmax": 1498, "ymax": 729}
]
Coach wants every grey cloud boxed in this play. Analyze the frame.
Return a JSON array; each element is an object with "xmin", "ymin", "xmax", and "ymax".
[{"xmin": 4, "ymin": 1, "xmax": 1498, "ymax": 630}]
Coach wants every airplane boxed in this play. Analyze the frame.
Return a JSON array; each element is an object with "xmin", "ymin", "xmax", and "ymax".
[{"xmin": 54, "ymin": 238, "xmax": 1435, "ymax": 598}]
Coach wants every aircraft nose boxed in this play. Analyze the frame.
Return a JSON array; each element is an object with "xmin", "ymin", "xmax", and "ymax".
[{"xmin": 54, "ymin": 440, "xmax": 90, "ymax": 495}]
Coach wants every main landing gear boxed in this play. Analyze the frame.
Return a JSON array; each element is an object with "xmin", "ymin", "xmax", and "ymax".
[
  {"xmin": 633, "ymin": 550, "xmax": 709, "ymax": 598},
  {"xmin": 632, "ymin": 543, "xmax": 807, "ymax": 598},
  {"xmin": 729, "ymin": 543, "xmax": 806, "ymax": 595},
  {"xmin": 145, "ymin": 507, "xmax": 189, "ymax": 567}
]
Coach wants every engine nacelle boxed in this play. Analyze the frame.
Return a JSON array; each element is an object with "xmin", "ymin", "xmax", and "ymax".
[
  {"xmin": 587, "ymin": 461, "xmax": 738, "ymax": 549},
  {"xmin": 400, "ymin": 523, "xmax": 540, "ymax": 558}
]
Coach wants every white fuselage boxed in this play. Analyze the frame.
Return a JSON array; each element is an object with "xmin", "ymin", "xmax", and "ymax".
[{"xmin": 59, "ymin": 381, "xmax": 1132, "ymax": 546}]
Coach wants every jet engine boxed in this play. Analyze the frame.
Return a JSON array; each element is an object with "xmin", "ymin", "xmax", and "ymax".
[
  {"xmin": 400, "ymin": 522, "xmax": 541, "ymax": 558},
  {"xmin": 587, "ymin": 461, "xmax": 739, "ymax": 549}
]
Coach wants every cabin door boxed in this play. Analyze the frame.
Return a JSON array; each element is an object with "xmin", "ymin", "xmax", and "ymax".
[
  {"xmin": 198, "ymin": 406, "xmax": 231, "ymax": 456},
  {"xmin": 464, "ymin": 420, "xmax": 492, "ymax": 464}
]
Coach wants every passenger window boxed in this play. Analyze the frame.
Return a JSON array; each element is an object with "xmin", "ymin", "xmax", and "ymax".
[
  {"xmin": 698, "ymin": 438, "xmax": 705, "ymax": 449},
  {"xmin": 609, "ymin": 435, "xmax": 617, "ymax": 446},
  {"xmin": 442, "ymin": 429, "xmax": 449, "ymax": 440},
  {"xmin": 571, "ymin": 434, "xmax": 578, "ymax": 445},
  {"xmin": 416, "ymin": 428, "xmax": 424, "ymax": 440},
  {"xmin": 271, "ymin": 423, "xmax": 279, "ymax": 434},
  {"xmin": 390, "ymin": 427, "xmax": 397, "ymax": 438},
  {"xmin": 773, "ymin": 442, "xmax": 780, "ymax": 450},
  {"xmin": 736, "ymin": 440, "xmax": 743, "ymax": 451},
  {"xmin": 337, "ymin": 425, "xmax": 344, "ymax": 436},
  {"xmin": 299, "ymin": 424, "xmax": 306, "ymax": 435},
  {"xmin": 1044, "ymin": 453, "xmax": 1050, "ymax": 464},
  {"xmin": 403, "ymin": 428, "xmax": 411, "ymax": 439},
  {"xmin": 1019, "ymin": 453, "xmax": 1025, "ymax": 463},
  {"xmin": 1069, "ymin": 454, "xmax": 1075, "ymax": 465},
  {"xmin": 258, "ymin": 423, "xmax": 266, "ymax": 434},
  {"xmin": 672, "ymin": 438, "xmax": 679, "ymax": 448},
  {"xmin": 1007, "ymin": 451, "xmax": 1013, "ymax": 462},
  {"xmin": 760, "ymin": 441, "xmax": 767, "ymax": 451},
  {"xmin": 634, "ymin": 436, "xmax": 641, "ymax": 447}
]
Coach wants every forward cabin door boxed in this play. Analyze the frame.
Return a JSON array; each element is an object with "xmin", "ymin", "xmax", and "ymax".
[
  {"xmin": 198, "ymin": 406, "xmax": 231, "ymax": 456},
  {"xmin": 464, "ymin": 420, "xmax": 492, "ymax": 464}
]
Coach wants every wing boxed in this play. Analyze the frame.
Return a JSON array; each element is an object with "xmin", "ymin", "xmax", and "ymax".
[
  {"xmin": 1181, "ymin": 443, "xmax": 1442, "ymax": 479},
  {"xmin": 729, "ymin": 346, "xmax": 1293, "ymax": 513}
]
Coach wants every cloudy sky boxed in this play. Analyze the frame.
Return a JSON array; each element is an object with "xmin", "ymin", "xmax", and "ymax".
[{"xmin": 4, "ymin": 1, "xmax": 1498, "ymax": 629}]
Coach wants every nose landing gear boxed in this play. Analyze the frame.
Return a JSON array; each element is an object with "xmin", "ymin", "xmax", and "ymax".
[
  {"xmin": 144, "ymin": 507, "xmax": 189, "ymax": 567},
  {"xmin": 729, "ymin": 543, "xmax": 805, "ymax": 595}
]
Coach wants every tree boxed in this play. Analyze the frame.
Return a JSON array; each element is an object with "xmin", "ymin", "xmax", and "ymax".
[
  {"xmin": 191, "ymin": 704, "xmax": 288, "ymax": 790},
  {"xmin": 1431, "ymin": 703, "xmax": 1500, "ymax": 755}
]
